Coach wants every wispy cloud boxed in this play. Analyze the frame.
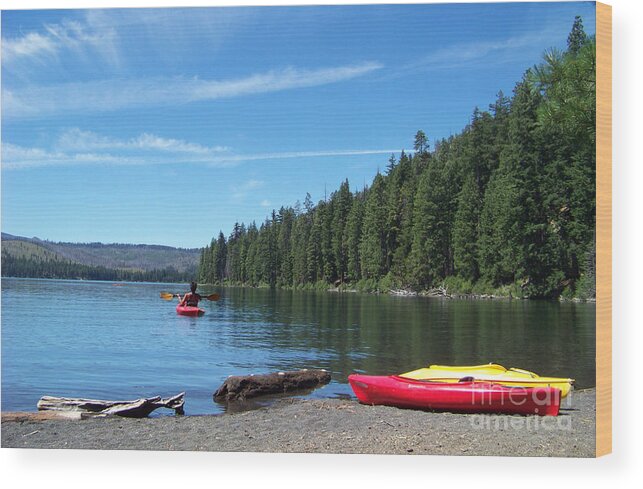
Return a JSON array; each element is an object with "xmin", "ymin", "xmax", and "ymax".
[
  {"xmin": 2, "ymin": 130, "xmax": 399, "ymax": 170},
  {"xmin": 1, "ymin": 32, "xmax": 58, "ymax": 61},
  {"xmin": 231, "ymin": 179, "xmax": 265, "ymax": 199},
  {"xmin": 2, "ymin": 19, "xmax": 120, "ymax": 68},
  {"xmin": 422, "ymin": 33, "xmax": 554, "ymax": 66},
  {"xmin": 55, "ymin": 128, "xmax": 229, "ymax": 154},
  {"xmin": 212, "ymin": 148, "xmax": 401, "ymax": 164},
  {"xmin": 1, "ymin": 143, "xmax": 140, "ymax": 169},
  {"xmin": 389, "ymin": 27, "xmax": 568, "ymax": 78},
  {"xmin": 3, "ymin": 62, "xmax": 383, "ymax": 119},
  {"xmin": 1, "ymin": 129, "xmax": 231, "ymax": 170}
]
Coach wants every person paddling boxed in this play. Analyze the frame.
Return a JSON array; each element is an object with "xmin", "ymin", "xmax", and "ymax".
[{"xmin": 178, "ymin": 282, "xmax": 202, "ymax": 307}]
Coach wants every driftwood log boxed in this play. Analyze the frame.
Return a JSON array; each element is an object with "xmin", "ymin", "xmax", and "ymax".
[
  {"xmin": 424, "ymin": 285, "xmax": 452, "ymax": 298},
  {"xmin": 37, "ymin": 392, "xmax": 185, "ymax": 419},
  {"xmin": 214, "ymin": 369, "xmax": 331, "ymax": 402}
]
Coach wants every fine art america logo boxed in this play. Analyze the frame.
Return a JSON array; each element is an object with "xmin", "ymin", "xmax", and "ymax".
[
  {"xmin": 470, "ymin": 412, "xmax": 573, "ymax": 431},
  {"xmin": 470, "ymin": 386, "xmax": 574, "ymax": 431}
]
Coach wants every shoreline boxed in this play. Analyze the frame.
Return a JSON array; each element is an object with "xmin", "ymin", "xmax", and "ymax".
[
  {"xmin": 211, "ymin": 282, "xmax": 597, "ymax": 302},
  {"xmin": 2, "ymin": 388, "xmax": 596, "ymax": 457},
  {"xmin": 2, "ymin": 276, "xmax": 596, "ymax": 302}
]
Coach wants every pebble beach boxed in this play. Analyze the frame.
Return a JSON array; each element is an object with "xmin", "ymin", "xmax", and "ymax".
[{"xmin": 1, "ymin": 388, "xmax": 595, "ymax": 457}]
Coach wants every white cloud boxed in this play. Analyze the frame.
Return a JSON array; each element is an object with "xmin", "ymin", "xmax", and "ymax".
[
  {"xmin": 2, "ymin": 19, "xmax": 120, "ymax": 68},
  {"xmin": 231, "ymin": 179, "xmax": 265, "ymax": 199},
  {"xmin": 0, "ymin": 142, "xmax": 138, "ymax": 169},
  {"xmin": 419, "ymin": 34, "xmax": 552, "ymax": 66},
  {"xmin": 244, "ymin": 180, "xmax": 264, "ymax": 190},
  {"xmin": 2, "ymin": 62, "xmax": 383, "ymax": 118},
  {"xmin": 132, "ymin": 133, "xmax": 229, "ymax": 154},
  {"xmin": 215, "ymin": 148, "xmax": 400, "ymax": 164},
  {"xmin": 388, "ymin": 28, "xmax": 568, "ymax": 79},
  {"xmin": 55, "ymin": 128, "xmax": 229, "ymax": 154},
  {"xmin": 260, "ymin": 200, "xmax": 272, "ymax": 208},
  {"xmin": 190, "ymin": 63, "xmax": 383, "ymax": 100},
  {"xmin": 2, "ymin": 130, "xmax": 400, "ymax": 170},
  {"xmin": 1, "ymin": 130, "xmax": 232, "ymax": 170},
  {"xmin": 1, "ymin": 32, "xmax": 58, "ymax": 61}
]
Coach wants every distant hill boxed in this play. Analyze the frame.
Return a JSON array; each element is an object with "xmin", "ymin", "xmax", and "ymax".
[
  {"xmin": 1, "ymin": 238, "xmax": 69, "ymax": 263},
  {"xmin": 1, "ymin": 233, "xmax": 200, "ymax": 282}
]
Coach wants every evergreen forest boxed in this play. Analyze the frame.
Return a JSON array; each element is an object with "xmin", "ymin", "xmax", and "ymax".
[
  {"xmin": 197, "ymin": 18, "xmax": 596, "ymax": 300},
  {"xmin": 1, "ymin": 251, "xmax": 193, "ymax": 283},
  {"xmin": 1, "ymin": 236, "xmax": 198, "ymax": 283}
]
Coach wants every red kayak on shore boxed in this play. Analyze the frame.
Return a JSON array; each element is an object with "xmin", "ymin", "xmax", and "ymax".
[
  {"xmin": 348, "ymin": 374, "xmax": 561, "ymax": 416},
  {"xmin": 176, "ymin": 305, "xmax": 205, "ymax": 317}
]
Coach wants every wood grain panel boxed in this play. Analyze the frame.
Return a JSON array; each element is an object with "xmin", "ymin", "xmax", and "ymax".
[{"xmin": 595, "ymin": 1, "xmax": 612, "ymax": 458}]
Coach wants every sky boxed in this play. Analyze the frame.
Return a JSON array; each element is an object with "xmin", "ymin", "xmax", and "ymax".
[{"xmin": 1, "ymin": 1, "xmax": 597, "ymax": 248}]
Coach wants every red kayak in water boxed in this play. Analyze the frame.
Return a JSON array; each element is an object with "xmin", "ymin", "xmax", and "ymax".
[
  {"xmin": 176, "ymin": 305, "xmax": 205, "ymax": 317},
  {"xmin": 348, "ymin": 374, "xmax": 560, "ymax": 416}
]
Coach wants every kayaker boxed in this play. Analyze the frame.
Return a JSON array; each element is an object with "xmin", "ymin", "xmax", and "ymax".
[{"xmin": 178, "ymin": 282, "xmax": 202, "ymax": 307}]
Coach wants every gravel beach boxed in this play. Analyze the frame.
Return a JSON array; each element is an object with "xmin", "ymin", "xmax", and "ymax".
[{"xmin": 1, "ymin": 388, "xmax": 595, "ymax": 457}]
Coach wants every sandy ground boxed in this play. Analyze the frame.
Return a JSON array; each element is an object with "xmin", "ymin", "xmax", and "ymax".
[{"xmin": 1, "ymin": 389, "xmax": 595, "ymax": 457}]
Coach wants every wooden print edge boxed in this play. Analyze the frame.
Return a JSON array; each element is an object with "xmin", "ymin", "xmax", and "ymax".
[{"xmin": 595, "ymin": 1, "xmax": 612, "ymax": 458}]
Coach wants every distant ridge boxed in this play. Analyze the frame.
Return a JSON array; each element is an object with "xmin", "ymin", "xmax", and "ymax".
[
  {"xmin": 1, "ymin": 232, "xmax": 198, "ymax": 252},
  {"xmin": 1, "ymin": 232, "xmax": 200, "ymax": 273}
]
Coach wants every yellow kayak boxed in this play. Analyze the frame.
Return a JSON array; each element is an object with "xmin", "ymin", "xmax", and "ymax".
[{"xmin": 399, "ymin": 363, "xmax": 574, "ymax": 397}]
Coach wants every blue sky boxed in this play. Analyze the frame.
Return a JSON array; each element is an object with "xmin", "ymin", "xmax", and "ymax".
[{"xmin": 1, "ymin": 2, "xmax": 596, "ymax": 248}]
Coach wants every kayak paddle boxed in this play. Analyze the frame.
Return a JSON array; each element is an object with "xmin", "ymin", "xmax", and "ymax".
[{"xmin": 160, "ymin": 292, "xmax": 220, "ymax": 301}]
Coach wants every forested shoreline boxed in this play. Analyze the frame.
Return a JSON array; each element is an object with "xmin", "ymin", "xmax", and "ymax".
[
  {"xmin": 1, "ymin": 252, "xmax": 194, "ymax": 283},
  {"xmin": 1, "ymin": 234, "xmax": 198, "ymax": 283},
  {"xmin": 198, "ymin": 18, "xmax": 596, "ymax": 300}
]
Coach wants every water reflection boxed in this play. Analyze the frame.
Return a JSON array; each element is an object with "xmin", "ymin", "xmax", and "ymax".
[
  {"xmin": 203, "ymin": 286, "xmax": 595, "ymax": 388},
  {"xmin": 2, "ymin": 279, "xmax": 595, "ymax": 415}
]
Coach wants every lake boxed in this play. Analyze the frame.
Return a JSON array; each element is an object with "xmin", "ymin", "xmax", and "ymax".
[{"xmin": 1, "ymin": 278, "xmax": 596, "ymax": 415}]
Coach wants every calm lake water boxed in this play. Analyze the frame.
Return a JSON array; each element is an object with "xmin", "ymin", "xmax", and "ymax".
[{"xmin": 1, "ymin": 278, "xmax": 596, "ymax": 415}]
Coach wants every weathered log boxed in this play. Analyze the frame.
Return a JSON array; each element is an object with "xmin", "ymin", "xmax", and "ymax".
[
  {"xmin": 214, "ymin": 369, "xmax": 331, "ymax": 402},
  {"xmin": 37, "ymin": 392, "xmax": 185, "ymax": 419},
  {"xmin": 424, "ymin": 285, "xmax": 452, "ymax": 298},
  {"xmin": 389, "ymin": 289, "xmax": 418, "ymax": 297}
]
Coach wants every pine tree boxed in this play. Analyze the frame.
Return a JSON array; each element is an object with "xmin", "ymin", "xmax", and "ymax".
[
  {"xmin": 408, "ymin": 149, "xmax": 458, "ymax": 288},
  {"xmin": 245, "ymin": 222, "xmax": 260, "ymax": 286},
  {"xmin": 478, "ymin": 171, "xmax": 519, "ymax": 285},
  {"xmin": 452, "ymin": 175, "xmax": 480, "ymax": 281},
  {"xmin": 215, "ymin": 231, "xmax": 227, "ymax": 283},
  {"xmin": 319, "ymin": 200, "xmax": 336, "ymax": 281},
  {"xmin": 344, "ymin": 191, "xmax": 365, "ymax": 282},
  {"xmin": 291, "ymin": 203, "xmax": 311, "ymax": 286},
  {"xmin": 306, "ymin": 207, "xmax": 323, "ymax": 283},
  {"xmin": 414, "ymin": 130, "xmax": 429, "ymax": 154},
  {"xmin": 530, "ymin": 24, "xmax": 596, "ymax": 293},
  {"xmin": 278, "ymin": 206, "xmax": 295, "ymax": 287},
  {"xmin": 384, "ymin": 162, "xmax": 403, "ymax": 272},
  {"xmin": 385, "ymin": 154, "xmax": 397, "ymax": 175},
  {"xmin": 331, "ymin": 180, "xmax": 352, "ymax": 284},
  {"xmin": 389, "ymin": 151, "xmax": 416, "ymax": 282},
  {"xmin": 360, "ymin": 174, "xmax": 387, "ymax": 280},
  {"xmin": 567, "ymin": 15, "xmax": 588, "ymax": 55}
]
